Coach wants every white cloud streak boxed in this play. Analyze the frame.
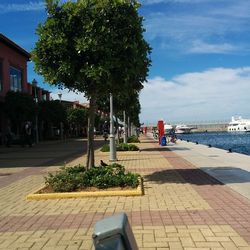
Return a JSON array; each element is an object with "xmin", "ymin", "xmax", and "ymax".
[
  {"xmin": 143, "ymin": 1, "xmax": 250, "ymax": 54},
  {"xmin": 140, "ymin": 67, "xmax": 250, "ymax": 123},
  {"xmin": 187, "ymin": 40, "xmax": 239, "ymax": 54},
  {"xmin": 0, "ymin": 1, "xmax": 44, "ymax": 14}
]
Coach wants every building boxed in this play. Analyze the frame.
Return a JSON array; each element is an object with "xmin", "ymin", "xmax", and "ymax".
[{"xmin": 0, "ymin": 33, "xmax": 50, "ymax": 144}]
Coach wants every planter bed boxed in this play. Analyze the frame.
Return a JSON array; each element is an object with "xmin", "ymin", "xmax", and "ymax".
[{"xmin": 26, "ymin": 177, "xmax": 143, "ymax": 200}]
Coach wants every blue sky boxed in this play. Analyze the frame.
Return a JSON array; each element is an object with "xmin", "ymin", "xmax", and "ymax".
[{"xmin": 1, "ymin": 0, "xmax": 250, "ymax": 124}]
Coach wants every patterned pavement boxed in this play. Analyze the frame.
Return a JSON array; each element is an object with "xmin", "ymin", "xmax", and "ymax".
[{"xmin": 0, "ymin": 136, "xmax": 250, "ymax": 249}]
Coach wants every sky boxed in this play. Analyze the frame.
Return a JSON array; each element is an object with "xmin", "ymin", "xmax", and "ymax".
[{"xmin": 1, "ymin": 0, "xmax": 250, "ymax": 124}]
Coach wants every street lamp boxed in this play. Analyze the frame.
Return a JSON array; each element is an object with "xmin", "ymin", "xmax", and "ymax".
[
  {"xmin": 123, "ymin": 110, "xmax": 127, "ymax": 143},
  {"xmin": 32, "ymin": 79, "xmax": 39, "ymax": 144},
  {"xmin": 58, "ymin": 92, "xmax": 63, "ymax": 140}
]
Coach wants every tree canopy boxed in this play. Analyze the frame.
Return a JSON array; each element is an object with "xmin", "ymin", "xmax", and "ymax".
[
  {"xmin": 32, "ymin": 0, "xmax": 151, "ymax": 168},
  {"xmin": 33, "ymin": 0, "xmax": 150, "ymax": 98},
  {"xmin": 4, "ymin": 91, "xmax": 36, "ymax": 128}
]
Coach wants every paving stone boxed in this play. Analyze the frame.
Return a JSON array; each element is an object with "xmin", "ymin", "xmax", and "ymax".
[{"xmin": 1, "ymin": 136, "xmax": 250, "ymax": 249}]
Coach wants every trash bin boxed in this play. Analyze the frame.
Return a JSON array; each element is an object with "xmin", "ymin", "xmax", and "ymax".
[
  {"xmin": 92, "ymin": 213, "xmax": 138, "ymax": 250},
  {"xmin": 161, "ymin": 136, "xmax": 166, "ymax": 146}
]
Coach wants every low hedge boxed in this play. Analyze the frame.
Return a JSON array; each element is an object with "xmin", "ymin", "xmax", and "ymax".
[
  {"xmin": 45, "ymin": 164, "xmax": 140, "ymax": 192},
  {"xmin": 101, "ymin": 143, "xmax": 139, "ymax": 152},
  {"xmin": 127, "ymin": 135, "xmax": 140, "ymax": 143}
]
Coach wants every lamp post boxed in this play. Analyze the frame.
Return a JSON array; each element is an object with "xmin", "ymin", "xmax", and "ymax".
[
  {"xmin": 58, "ymin": 92, "xmax": 63, "ymax": 140},
  {"xmin": 32, "ymin": 79, "xmax": 39, "ymax": 144},
  {"xmin": 109, "ymin": 93, "xmax": 117, "ymax": 161},
  {"xmin": 123, "ymin": 110, "xmax": 127, "ymax": 143}
]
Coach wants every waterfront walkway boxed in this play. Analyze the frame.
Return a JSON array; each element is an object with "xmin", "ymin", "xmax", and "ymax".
[{"xmin": 0, "ymin": 135, "xmax": 250, "ymax": 249}]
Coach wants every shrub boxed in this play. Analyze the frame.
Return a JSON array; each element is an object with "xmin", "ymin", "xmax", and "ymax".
[
  {"xmin": 116, "ymin": 143, "xmax": 139, "ymax": 151},
  {"xmin": 127, "ymin": 135, "xmax": 140, "ymax": 143},
  {"xmin": 101, "ymin": 143, "xmax": 139, "ymax": 152},
  {"xmin": 127, "ymin": 144, "xmax": 140, "ymax": 151},
  {"xmin": 101, "ymin": 144, "xmax": 110, "ymax": 152},
  {"xmin": 44, "ymin": 163, "xmax": 140, "ymax": 192}
]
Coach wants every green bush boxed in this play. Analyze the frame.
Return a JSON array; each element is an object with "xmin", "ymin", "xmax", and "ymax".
[
  {"xmin": 101, "ymin": 143, "xmax": 139, "ymax": 152},
  {"xmin": 44, "ymin": 163, "xmax": 140, "ymax": 192},
  {"xmin": 116, "ymin": 143, "xmax": 139, "ymax": 151},
  {"xmin": 101, "ymin": 144, "xmax": 110, "ymax": 152},
  {"xmin": 127, "ymin": 135, "xmax": 140, "ymax": 143}
]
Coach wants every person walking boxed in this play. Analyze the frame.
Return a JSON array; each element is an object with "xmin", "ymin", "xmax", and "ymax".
[{"xmin": 24, "ymin": 121, "xmax": 32, "ymax": 147}]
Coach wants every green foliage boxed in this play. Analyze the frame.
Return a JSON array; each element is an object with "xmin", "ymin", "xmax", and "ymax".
[
  {"xmin": 101, "ymin": 144, "xmax": 110, "ymax": 152},
  {"xmin": 44, "ymin": 163, "xmax": 140, "ymax": 192},
  {"xmin": 39, "ymin": 100, "xmax": 66, "ymax": 126},
  {"xmin": 33, "ymin": 0, "xmax": 151, "ymax": 168},
  {"xmin": 117, "ymin": 143, "xmax": 139, "ymax": 151},
  {"xmin": 33, "ymin": 0, "xmax": 151, "ymax": 97},
  {"xmin": 4, "ymin": 91, "xmax": 36, "ymax": 125},
  {"xmin": 66, "ymin": 108, "xmax": 88, "ymax": 126},
  {"xmin": 101, "ymin": 143, "xmax": 139, "ymax": 152},
  {"xmin": 45, "ymin": 165, "xmax": 86, "ymax": 192},
  {"xmin": 127, "ymin": 135, "xmax": 140, "ymax": 143}
]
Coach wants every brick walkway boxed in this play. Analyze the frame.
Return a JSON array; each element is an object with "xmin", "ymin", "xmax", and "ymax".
[{"xmin": 0, "ymin": 137, "xmax": 250, "ymax": 249}]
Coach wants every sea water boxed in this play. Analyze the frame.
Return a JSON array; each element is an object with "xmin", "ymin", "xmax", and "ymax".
[{"xmin": 177, "ymin": 132, "xmax": 250, "ymax": 156}]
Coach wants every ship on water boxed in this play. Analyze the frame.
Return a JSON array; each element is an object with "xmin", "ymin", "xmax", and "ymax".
[
  {"xmin": 175, "ymin": 124, "xmax": 194, "ymax": 134},
  {"xmin": 227, "ymin": 116, "xmax": 250, "ymax": 132}
]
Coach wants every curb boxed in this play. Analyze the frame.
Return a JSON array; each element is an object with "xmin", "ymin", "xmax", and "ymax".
[{"xmin": 26, "ymin": 178, "xmax": 143, "ymax": 201}]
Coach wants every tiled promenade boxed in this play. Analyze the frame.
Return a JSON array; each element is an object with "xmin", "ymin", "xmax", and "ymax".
[{"xmin": 0, "ymin": 136, "xmax": 250, "ymax": 249}]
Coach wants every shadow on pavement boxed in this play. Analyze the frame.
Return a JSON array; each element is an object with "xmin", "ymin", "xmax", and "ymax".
[
  {"xmin": 144, "ymin": 168, "xmax": 224, "ymax": 186},
  {"xmin": 140, "ymin": 147, "xmax": 191, "ymax": 152},
  {"xmin": 201, "ymin": 166, "xmax": 250, "ymax": 184},
  {"xmin": 0, "ymin": 139, "xmax": 105, "ymax": 168}
]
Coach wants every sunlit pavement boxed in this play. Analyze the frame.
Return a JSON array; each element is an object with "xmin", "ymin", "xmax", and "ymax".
[{"xmin": 0, "ymin": 135, "xmax": 250, "ymax": 249}]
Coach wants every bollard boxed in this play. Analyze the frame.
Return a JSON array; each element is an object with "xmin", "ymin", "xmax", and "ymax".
[
  {"xmin": 92, "ymin": 213, "xmax": 138, "ymax": 250},
  {"xmin": 160, "ymin": 136, "xmax": 167, "ymax": 146}
]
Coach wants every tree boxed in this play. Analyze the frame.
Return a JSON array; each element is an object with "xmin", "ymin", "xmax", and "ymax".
[
  {"xmin": 32, "ymin": 0, "xmax": 151, "ymax": 168},
  {"xmin": 67, "ymin": 107, "xmax": 88, "ymax": 136},
  {"xmin": 97, "ymin": 90, "xmax": 141, "ymax": 140},
  {"xmin": 38, "ymin": 100, "xmax": 66, "ymax": 139},
  {"xmin": 67, "ymin": 108, "xmax": 88, "ymax": 127},
  {"xmin": 39, "ymin": 100, "xmax": 66, "ymax": 125},
  {"xmin": 4, "ymin": 91, "xmax": 36, "ymax": 134}
]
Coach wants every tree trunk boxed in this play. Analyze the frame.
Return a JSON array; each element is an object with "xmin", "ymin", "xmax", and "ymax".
[{"xmin": 86, "ymin": 95, "xmax": 96, "ymax": 169}]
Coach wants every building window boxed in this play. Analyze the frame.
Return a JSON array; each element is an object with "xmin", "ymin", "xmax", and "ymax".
[
  {"xmin": 10, "ymin": 66, "xmax": 22, "ymax": 91},
  {"xmin": 0, "ymin": 61, "xmax": 2, "ymax": 91}
]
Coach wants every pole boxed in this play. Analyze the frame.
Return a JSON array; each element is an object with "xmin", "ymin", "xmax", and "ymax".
[
  {"xmin": 34, "ymin": 88, "xmax": 39, "ymax": 144},
  {"xmin": 123, "ymin": 110, "xmax": 127, "ymax": 143},
  {"xmin": 109, "ymin": 93, "xmax": 117, "ymax": 161},
  {"xmin": 58, "ymin": 93, "xmax": 63, "ymax": 140}
]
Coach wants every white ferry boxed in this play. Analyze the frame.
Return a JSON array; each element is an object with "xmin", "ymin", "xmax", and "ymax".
[
  {"xmin": 227, "ymin": 116, "xmax": 250, "ymax": 132},
  {"xmin": 164, "ymin": 124, "xmax": 174, "ymax": 134},
  {"xmin": 175, "ymin": 124, "xmax": 194, "ymax": 134}
]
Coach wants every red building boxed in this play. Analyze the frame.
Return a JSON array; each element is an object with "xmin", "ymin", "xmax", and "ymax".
[{"xmin": 0, "ymin": 33, "xmax": 50, "ymax": 144}]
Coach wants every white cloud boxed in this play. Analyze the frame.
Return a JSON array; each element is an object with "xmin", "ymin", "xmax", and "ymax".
[
  {"xmin": 50, "ymin": 88, "xmax": 88, "ymax": 103},
  {"xmin": 140, "ymin": 67, "xmax": 250, "ymax": 124},
  {"xmin": 187, "ymin": 40, "xmax": 239, "ymax": 54},
  {"xmin": 143, "ymin": 1, "xmax": 250, "ymax": 55},
  {"xmin": 0, "ymin": 1, "xmax": 44, "ymax": 14}
]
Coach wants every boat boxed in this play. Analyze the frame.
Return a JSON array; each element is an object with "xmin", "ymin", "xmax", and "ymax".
[
  {"xmin": 175, "ymin": 124, "xmax": 194, "ymax": 134},
  {"xmin": 227, "ymin": 116, "xmax": 250, "ymax": 132},
  {"xmin": 164, "ymin": 124, "xmax": 174, "ymax": 134}
]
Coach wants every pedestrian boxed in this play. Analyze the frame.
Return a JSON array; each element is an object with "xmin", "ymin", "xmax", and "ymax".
[{"xmin": 23, "ymin": 121, "xmax": 32, "ymax": 147}]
